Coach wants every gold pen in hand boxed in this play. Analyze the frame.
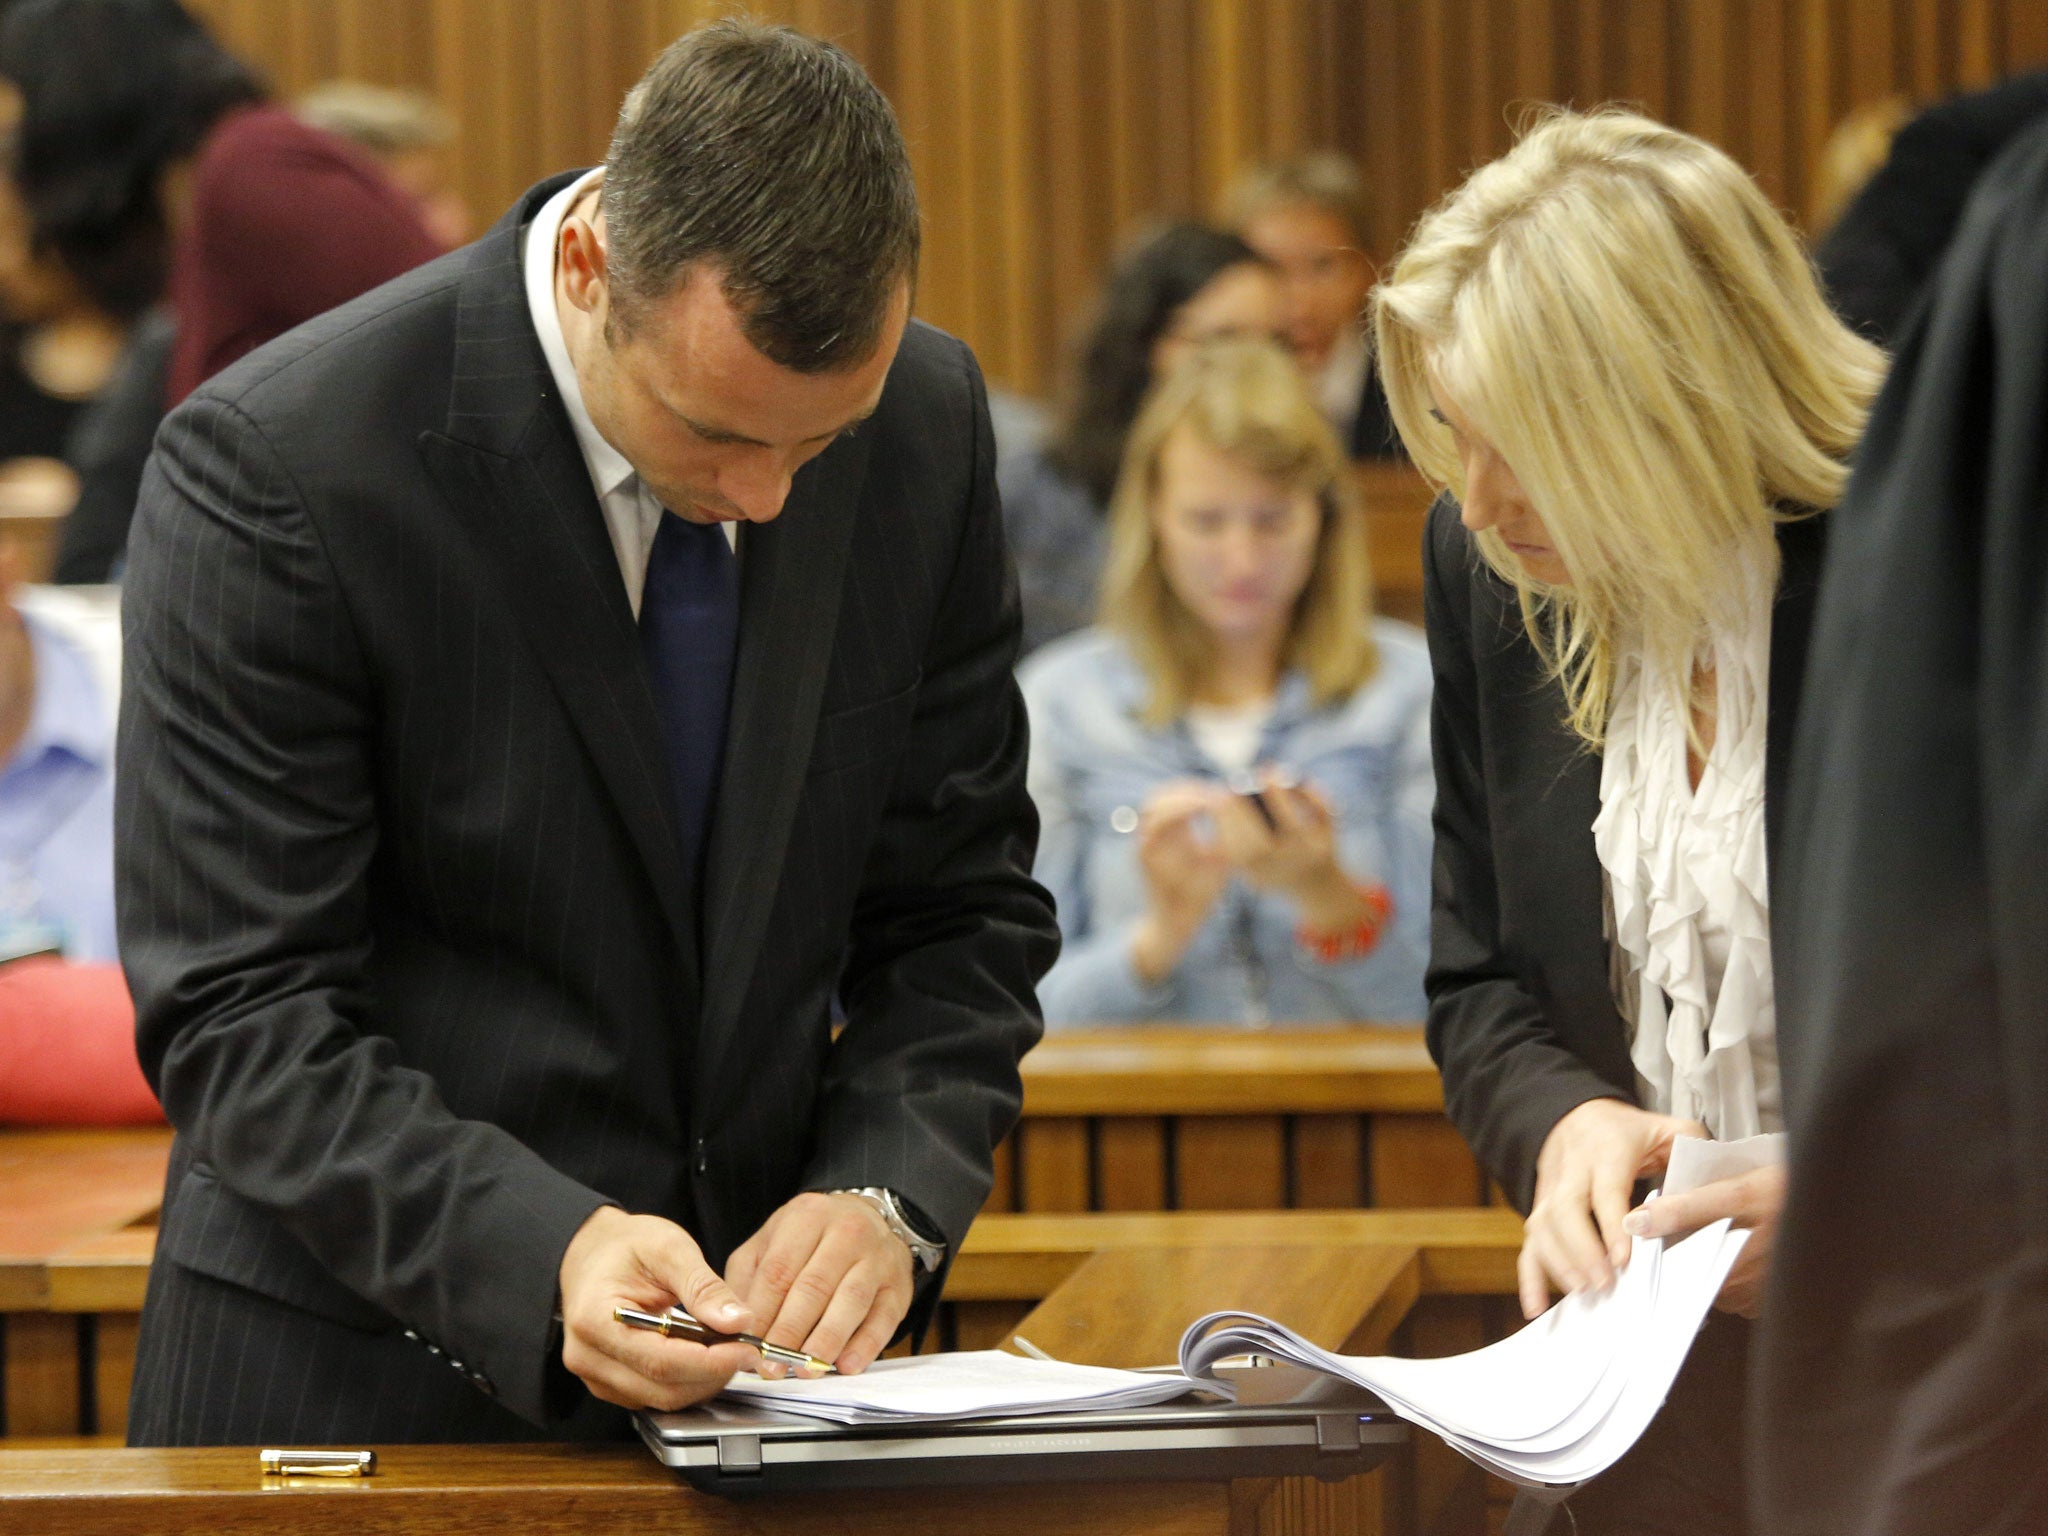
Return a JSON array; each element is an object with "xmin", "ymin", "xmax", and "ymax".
[{"xmin": 613, "ymin": 1305, "xmax": 838, "ymax": 1375}]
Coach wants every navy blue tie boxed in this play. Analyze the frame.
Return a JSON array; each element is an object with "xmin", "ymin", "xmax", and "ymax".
[{"xmin": 639, "ymin": 509, "xmax": 740, "ymax": 886}]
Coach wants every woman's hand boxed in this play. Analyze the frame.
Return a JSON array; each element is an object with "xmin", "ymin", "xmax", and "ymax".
[
  {"xmin": 1519, "ymin": 1098, "xmax": 1707, "ymax": 1318},
  {"xmin": 1211, "ymin": 773, "xmax": 1345, "ymax": 901},
  {"xmin": 1129, "ymin": 781, "xmax": 1231, "ymax": 985},
  {"xmin": 1624, "ymin": 1163, "xmax": 1785, "ymax": 1318}
]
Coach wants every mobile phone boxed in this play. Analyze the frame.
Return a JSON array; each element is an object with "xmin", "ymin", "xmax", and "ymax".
[{"xmin": 1225, "ymin": 768, "xmax": 1297, "ymax": 830}]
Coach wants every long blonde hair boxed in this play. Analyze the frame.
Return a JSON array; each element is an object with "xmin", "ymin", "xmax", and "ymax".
[
  {"xmin": 1100, "ymin": 338, "xmax": 1377, "ymax": 727},
  {"xmin": 1373, "ymin": 108, "xmax": 1884, "ymax": 747}
]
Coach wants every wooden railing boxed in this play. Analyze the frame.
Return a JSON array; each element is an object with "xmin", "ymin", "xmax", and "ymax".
[
  {"xmin": 993, "ymin": 1026, "xmax": 1488, "ymax": 1215},
  {"xmin": 2, "ymin": 1027, "xmax": 1497, "ymax": 1443}
]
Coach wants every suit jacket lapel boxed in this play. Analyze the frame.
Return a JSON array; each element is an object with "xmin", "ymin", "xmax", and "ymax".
[
  {"xmin": 692, "ymin": 433, "xmax": 870, "ymax": 1118},
  {"xmin": 416, "ymin": 178, "xmax": 700, "ymax": 998}
]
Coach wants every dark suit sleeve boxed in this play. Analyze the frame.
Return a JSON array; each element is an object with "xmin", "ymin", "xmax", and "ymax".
[
  {"xmin": 807, "ymin": 342, "xmax": 1059, "ymax": 1250},
  {"xmin": 118, "ymin": 393, "xmax": 608, "ymax": 1428},
  {"xmin": 1421, "ymin": 498, "xmax": 1627, "ymax": 1211}
]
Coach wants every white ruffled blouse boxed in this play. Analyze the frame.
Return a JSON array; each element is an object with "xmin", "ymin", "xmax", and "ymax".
[{"xmin": 1592, "ymin": 593, "xmax": 1782, "ymax": 1140}]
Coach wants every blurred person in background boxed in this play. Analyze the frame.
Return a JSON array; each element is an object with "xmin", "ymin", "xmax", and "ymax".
[
  {"xmin": 0, "ymin": 133, "xmax": 111, "ymax": 533},
  {"xmin": 0, "ymin": 533, "xmax": 117, "ymax": 965},
  {"xmin": 1377, "ymin": 109, "xmax": 1883, "ymax": 1533},
  {"xmin": 1815, "ymin": 68, "xmax": 2048, "ymax": 347},
  {"xmin": 0, "ymin": 1, "xmax": 457, "ymax": 582},
  {"xmin": 295, "ymin": 80, "xmax": 473, "ymax": 251},
  {"xmin": 0, "ymin": 487, "xmax": 156, "ymax": 1128},
  {"xmin": 1221, "ymin": 151, "xmax": 1403, "ymax": 462},
  {"xmin": 1022, "ymin": 338, "xmax": 1431, "ymax": 1028},
  {"xmin": 1000, "ymin": 221, "xmax": 1281, "ymax": 655},
  {"xmin": 162, "ymin": 60, "xmax": 444, "ymax": 402},
  {"xmin": 0, "ymin": 0, "xmax": 262, "ymax": 583}
]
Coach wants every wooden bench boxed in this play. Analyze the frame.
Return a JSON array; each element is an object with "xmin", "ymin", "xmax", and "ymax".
[
  {"xmin": 1357, "ymin": 461, "xmax": 1436, "ymax": 627},
  {"xmin": 995, "ymin": 1026, "xmax": 1489, "ymax": 1215},
  {"xmin": 0, "ymin": 1127, "xmax": 169, "ymax": 1440}
]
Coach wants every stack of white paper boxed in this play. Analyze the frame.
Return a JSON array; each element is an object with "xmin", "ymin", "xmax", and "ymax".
[
  {"xmin": 719, "ymin": 1350, "xmax": 1219, "ymax": 1425},
  {"xmin": 1177, "ymin": 1218, "xmax": 1749, "ymax": 1488}
]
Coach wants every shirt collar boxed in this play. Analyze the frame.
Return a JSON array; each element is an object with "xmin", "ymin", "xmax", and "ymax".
[
  {"xmin": 523, "ymin": 168, "xmax": 637, "ymax": 504},
  {"xmin": 9, "ymin": 610, "xmax": 110, "ymax": 773}
]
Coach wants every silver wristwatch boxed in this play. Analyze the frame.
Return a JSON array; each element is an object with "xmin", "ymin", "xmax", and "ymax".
[{"xmin": 834, "ymin": 1186, "xmax": 946, "ymax": 1273}]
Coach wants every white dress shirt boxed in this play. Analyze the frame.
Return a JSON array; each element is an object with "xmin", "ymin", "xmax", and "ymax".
[
  {"xmin": 1592, "ymin": 566, "xmax": 1783, "ymax": 1141},
  {"xmin": 522, "ymin": 169, "xmax": 733, "ymax": 618}
]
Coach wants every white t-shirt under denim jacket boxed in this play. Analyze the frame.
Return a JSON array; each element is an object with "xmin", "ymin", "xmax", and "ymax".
[{"xmin": 1020, "ymin": 621, "xmax": 1435, "ymax": 1026}]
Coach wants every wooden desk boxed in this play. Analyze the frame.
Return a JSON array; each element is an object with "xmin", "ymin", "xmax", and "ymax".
[
  {"xmin": 0, "ymin": 1211, "xmax": 1524, "ymax": 1536},
  {"xmin": 998, "ymin": 1027, "xmax": 1487, "ymax": 1215},
  {"xmin": 0, "ymin": 1444, "xmax": 1232, "ymax": 1535}
]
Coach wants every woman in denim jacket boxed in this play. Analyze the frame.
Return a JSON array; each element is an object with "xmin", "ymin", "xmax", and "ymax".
[{"xmin": 1021, "ymin": 339, "xmax": 1431, "ymax": 1027}]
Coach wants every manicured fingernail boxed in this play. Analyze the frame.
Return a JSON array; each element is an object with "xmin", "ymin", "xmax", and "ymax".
[{"xmin": 1624, "ymin": 1211, "xmax": 1649, "ymax": 1236}]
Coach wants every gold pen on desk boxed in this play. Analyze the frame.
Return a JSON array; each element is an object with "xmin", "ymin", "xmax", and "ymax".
[
  {"xmin": 613, "ymin": 1305, "xmax": 839, "ymax": 1375},
  {"xmin": 259, "ymin": 1448, "xmax": 376, "ymax": 1477}
]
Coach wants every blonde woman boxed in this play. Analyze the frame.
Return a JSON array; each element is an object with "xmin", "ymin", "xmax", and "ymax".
[
  {"xmin": 1020, "ymin": 339, "xmax": 1432, "ymax": 1027},
  {"xmin": 1375, "ymin": 109, "xmax": 1883, "ymax": 1531}
]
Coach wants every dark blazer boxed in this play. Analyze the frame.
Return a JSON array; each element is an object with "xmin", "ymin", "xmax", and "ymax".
[
  {"xmin": 1816, "ymin": 68, "xmax": 2048, "ymax": 348},
  {"xmin": 1759, "ymin": 117, "xmax": 2048, "ymax": 1536},
  {"xmin": 117, "ymin": 173, "xmax": 1058, "ymax": 1444},
  {"xmin": 1420, "ymin": 499, "xmax": 1825, "ymax": 1210}
]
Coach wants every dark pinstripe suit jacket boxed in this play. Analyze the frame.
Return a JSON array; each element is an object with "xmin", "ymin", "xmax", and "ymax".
[{"xmin": 116, "ymin": 174, "xmax": 1058, "ymax": 1441}]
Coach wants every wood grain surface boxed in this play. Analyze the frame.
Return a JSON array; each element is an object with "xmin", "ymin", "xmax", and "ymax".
[{"xmin": 0, "ymin": 1444, "xmax": 1232, "ymax": 1535}]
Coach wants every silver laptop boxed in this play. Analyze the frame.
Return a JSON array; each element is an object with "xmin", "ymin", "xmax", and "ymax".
[{"xmin": 635, "ymin": 1364, "xmax": 1404, "ymax": 1493}]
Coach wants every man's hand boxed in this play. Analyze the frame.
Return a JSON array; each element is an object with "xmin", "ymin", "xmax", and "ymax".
[
  {"xmin": 1520, "ymin": 1098, "xmax": 1707, "ymax": 1319},
  {"xmin": 557, "ymin": 1206, "xmax": 757, "ymax": 1411},
  {"xmin": 725, "ymin": 1191, "xmax": 916, "ymax": 1377},
  {"xmin": 1624, "ymin": 1162, "xmax": 1786, "ymax": 1318}
]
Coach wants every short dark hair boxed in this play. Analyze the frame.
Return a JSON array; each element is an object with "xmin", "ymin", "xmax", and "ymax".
[
  {"xmin": 600, "ymin": 19, "xmax": 918, "ymax": 373},
  {"xmin": 0, "ymin": 0, "xmax": 265, "ymax": 319},
  {"xmin": 1045, "ymin": 222, "xmax": 1267, "ymax": 507}
]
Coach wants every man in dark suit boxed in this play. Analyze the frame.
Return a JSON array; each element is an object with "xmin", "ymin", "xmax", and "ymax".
[
  {"xmin": 117, "ymin": 19, "xmax": 1058, "ymax": 1444},
  {"xmin": 1758, "ymin": 114, "xmax": 2048, "ymax": 1536}
]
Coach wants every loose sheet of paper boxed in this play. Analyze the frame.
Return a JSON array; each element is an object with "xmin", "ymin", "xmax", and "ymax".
[
  {"xmin": 718, "ymin": 1349, "xmax": 1215, "ymax": 1425},
  {"xmin": 1178, "ymin": 1219, "xmax": 1749, "ymax": 1488},
  {"xmin": 1663, "ymin": 1132, "xmax": 1785, "ymax": 1196}
]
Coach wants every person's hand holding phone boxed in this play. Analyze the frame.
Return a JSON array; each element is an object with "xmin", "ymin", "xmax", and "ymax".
[
  {"xmin": 1129, "ymin": 779, "xmax": 1232, "ymax": 985},
  {"xmin": 1211, "ymin": 769, "xmax": 1367, "ymax": 934}
]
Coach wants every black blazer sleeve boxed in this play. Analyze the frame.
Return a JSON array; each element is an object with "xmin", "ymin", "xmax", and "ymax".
[
  {"xmin": 808, "ymin": 343, "xmax": 1057, "ymax": 1247},
  {"xmin": 118, "ymin": 392, "xmax": 609, "ymax": 1429},
  {"xmin": 1421, "ymin": 498, "xmax": 1629, "ymax": 1210}
]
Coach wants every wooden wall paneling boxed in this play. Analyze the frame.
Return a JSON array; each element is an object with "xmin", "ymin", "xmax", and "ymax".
[
  {"xmin": 1174, "ymin": 1117, "xmax": 1288, "ymax": 1210},
  {"xmin": 1035, "ymin": 0, "xmax": 1099, "ymax": 402},
  {"xmin": 2, "ymin": 1313, "xmax": 81, "ymax": 1437},
  {"xmin": 991, "ymin": 0, "xmax": 1045, "ymax": 394},
  {"xmin": 1749, "ymin": 0, "xmax": 1793, "ymax": 216},
  {"xmin": 1095, "ymin": 1119, "xmax": 1171, "ymax": 1211},
  {"xmin": 1017, "ymin": 1117, "xmax": 1091, "ymax": 1213},
  {"xmin": 1679, "ymin": 0, "xmax": 1735, "ymax": 154},
  {"xmin": 1958, "ymin": 0, "xmax": 2003, "ymax": 86},
  {"xmin": 986, "ymin": 1137, "xmax": 1017, "ymax": 1214},
  {"xmin": 94, "ymin": 1313, "xmax": 138, "ymax": 1442},
  {"xmin": 1358, "ymin": 0, "xmax": 1406, "ymax": 262},
  {"xmin": 2009, "ymin": 1, "xmax": 2048, "ymax": 71},
  {"xmin": 1620, "ymin": 0, "xmax": 1674, "ymax": 123},
  {"xmin": 1369, "ymin": 1116, "xmax": 1485, "ymax": 1209},
  {"xmin": 1290, "ymin": 1115, "xmax": 1367, "ymax": 1208},
  {"xmin": 1201, "ymin": 0, "xmax": 1254, "ymax": 201}
]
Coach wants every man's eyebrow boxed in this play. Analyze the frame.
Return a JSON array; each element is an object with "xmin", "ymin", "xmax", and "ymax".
[{"xmin": 676, "ymin": 406, "xmax": 878, "ymax": 448}]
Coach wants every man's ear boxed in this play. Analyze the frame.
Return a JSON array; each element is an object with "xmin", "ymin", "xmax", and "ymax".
[{"xmin": 558, "ymin": 216, "xmax": 609, "ymax": 317}]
